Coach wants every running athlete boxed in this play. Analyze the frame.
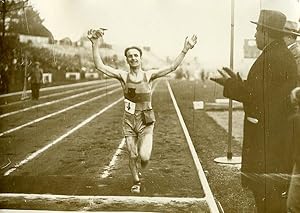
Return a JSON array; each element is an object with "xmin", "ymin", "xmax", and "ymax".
[{"xmin": 88, "ymin": 28, "xmax": 197, "ymax": 193}]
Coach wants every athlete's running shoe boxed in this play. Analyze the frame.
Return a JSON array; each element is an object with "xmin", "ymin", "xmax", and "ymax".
[{"xmin": 131, "ymin": 182, "xmax": 141, "ymax": 193}]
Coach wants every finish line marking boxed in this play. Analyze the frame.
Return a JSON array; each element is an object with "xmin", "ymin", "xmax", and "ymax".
[
  {"xmin": 0, "ymin": 194, "xmax": 206, "ymax": 212},
  {"xmin": 0, "ymin": 193, "xmax": 205, "ymax": 206},
  {"xmin": 0, "ymin": 193, "xmax": 205, "ymax": 202},
  {"xmin": 0, "ymin": 210, "xmax": 158, "ymax": 213}
]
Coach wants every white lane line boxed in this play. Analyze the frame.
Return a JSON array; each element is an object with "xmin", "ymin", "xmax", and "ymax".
[
  {"xmin": 0, "ymin": 79, "xmax": 116, "ymax": 98},
  {"xmin": 0, "ymin": 88, "xmax": 122, "ymax": 137},
  {"xmin": 100, "ymin": 138, "xmax": 126, "ymax": 179},
  {"xmin": 0, "ymin": 83, "xmax": 119, "ymax": 118},
  {"xmin": 4, "ymin": 97, "xmax": 123, "ymax": 176},
  {"xmin": 166, "ymin": 80, "xmax": 220, "ymax": 213},
  {"xmin": 1, "ymin": 83, "xmax": 109, "ymax": 107},
  {"xmin": 39, "ymin": 83, "xmax": 111, "ymax": 99}
]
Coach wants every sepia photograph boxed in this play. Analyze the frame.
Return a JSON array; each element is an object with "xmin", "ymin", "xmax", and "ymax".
[{"xmin": 0, "ymin": 0, "xmax": 300, "ymax": 212}]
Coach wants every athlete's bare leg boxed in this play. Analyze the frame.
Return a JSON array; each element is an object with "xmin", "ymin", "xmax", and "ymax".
[
  {"xmin": 139, "ymin": 133, "xmax": 153, "ymax": 168},
  {"xmin": 125, "ymin": 136, "xmax": 140, "ymax": 184}
]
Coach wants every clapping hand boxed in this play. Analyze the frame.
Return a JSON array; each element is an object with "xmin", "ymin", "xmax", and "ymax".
[
  {"xmin": 221, "ymin": 67, "xmax": 242, "ymax": 81},
  {"xmin": 210, "ymin": 67, "xmax": 242, "ymax": 86}
]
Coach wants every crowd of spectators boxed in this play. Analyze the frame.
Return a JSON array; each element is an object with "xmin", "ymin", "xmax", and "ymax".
[{"xmin": 0, "ymin": 42, "xmax": 126, "ymax": 94}]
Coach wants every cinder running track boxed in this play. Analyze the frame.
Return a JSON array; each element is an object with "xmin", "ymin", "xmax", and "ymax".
[{"xmin": 0, "ymin": 79, "xmax": 219, "ymax": 212}]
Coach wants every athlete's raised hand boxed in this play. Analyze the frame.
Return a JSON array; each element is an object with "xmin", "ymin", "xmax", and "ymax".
[
  {"xmin": 183, "ymin": 34, "xmax": 197, "ymax": 52},
  {"xmin": 87, "ymin": 28, "xmax": 107, "ymax": 44}
]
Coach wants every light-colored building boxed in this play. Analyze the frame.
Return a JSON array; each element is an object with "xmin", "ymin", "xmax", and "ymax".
[{"xmin": 19, "ymin": 34, "xmax": 50, "ymax": 44}]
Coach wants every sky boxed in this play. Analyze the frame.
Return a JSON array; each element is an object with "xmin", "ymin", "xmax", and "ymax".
[{"xmin": 29, "ymin": 0, "xmax": 300, "ymax": 70}]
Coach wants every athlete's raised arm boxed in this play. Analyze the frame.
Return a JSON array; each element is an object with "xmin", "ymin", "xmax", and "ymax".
[
  {"xmin": 148, "ymin": 34, "xmax": 197, "ymax": 80},
  {"xmin": 88, "ymin": 29, "xmax": 127, "ymax": 80}
]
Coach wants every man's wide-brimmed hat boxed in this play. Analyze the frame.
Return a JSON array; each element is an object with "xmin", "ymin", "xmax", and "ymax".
[
  {"xmin": 250, "ymin": 10, "xmax": 287, "ymax": 33},
  {"xmin": 284, "ymin": 20, "xmax": 300, "ymax": 36}
]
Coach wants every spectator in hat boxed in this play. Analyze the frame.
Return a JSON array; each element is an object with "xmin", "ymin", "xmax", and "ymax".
[
  {"xmin": 287, "ymin": 86, "xmax": 300, "ymax": 213},
  {"xmin": 27, "ymin": 61, "xmax": 43, "ymax": 100},
  {"xmin": 211, "ymin": 10, "xmax": 297, "ymax": 212},
  {"xmin": 283, "ymin": 20, "xmax": 300, "ymax": 85}
]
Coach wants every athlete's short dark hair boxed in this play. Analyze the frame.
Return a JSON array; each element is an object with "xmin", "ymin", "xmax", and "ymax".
[{"xmin": 124, "ymin": 46, "xmax": 143, "ymax": 57}]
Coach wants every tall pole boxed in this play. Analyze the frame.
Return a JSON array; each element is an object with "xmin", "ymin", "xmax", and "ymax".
[
  {"xmin": 227, "ymin": 0, "xmax": 235, "ymax": 159},
  {"xmin": 214, "ymin": 0, "xmax": 241, "ymax": 165},
  {"xmin": 21, "ymin": 51, "xmax": 29, "ymax": 100}
]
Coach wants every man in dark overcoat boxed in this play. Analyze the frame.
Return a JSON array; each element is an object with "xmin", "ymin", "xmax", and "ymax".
[
  {"xmin": 211, "ymin": 10, "xmax": 298, "ymax": 212},
  {"xmin": 27, "ymin": 61, "xmax": 43, "ymax": 100}
]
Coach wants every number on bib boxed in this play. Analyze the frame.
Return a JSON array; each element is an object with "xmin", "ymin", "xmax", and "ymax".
[{"xmin": 124, "ymin": 99, "xmax": 136, "ymax": 114}]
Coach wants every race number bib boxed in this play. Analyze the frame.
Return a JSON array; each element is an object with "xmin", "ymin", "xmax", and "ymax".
[{"xmin": 124, "ymin": 99, "xmax": 136, "ymax": 114}]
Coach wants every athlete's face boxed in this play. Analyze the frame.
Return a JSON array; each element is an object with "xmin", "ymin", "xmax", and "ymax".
[{"xmin": 126, "ymin": 49, "xmax": 141, "ymax": 68}]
